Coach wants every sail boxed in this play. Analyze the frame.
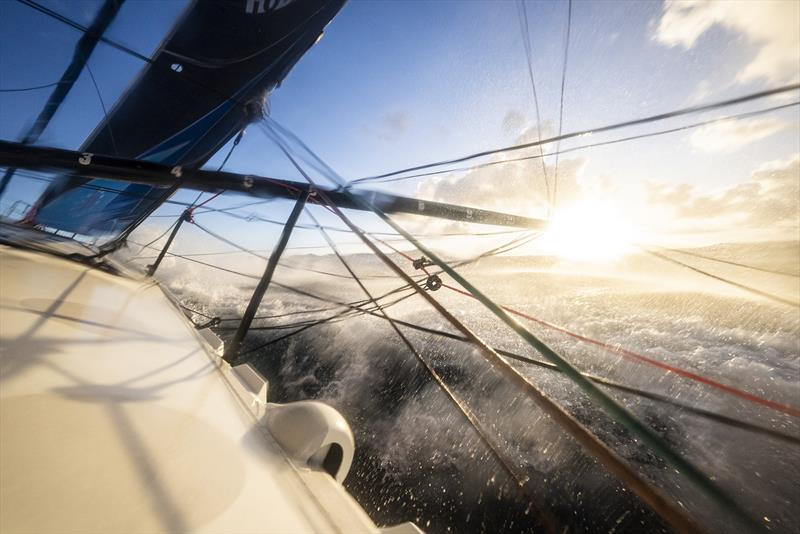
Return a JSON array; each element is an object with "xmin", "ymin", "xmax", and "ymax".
[{"xmin": 32, "ymin": 0, "xmax": 346, "ymax": 236}]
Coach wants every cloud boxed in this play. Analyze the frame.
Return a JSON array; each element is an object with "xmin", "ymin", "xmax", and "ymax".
[
  {"xmin": 414, "ymin": 127, "xmax": 583, "ymax": 218},
  {"xmin": 644, "ymin": 153, "xmax": 800, "ymax": 238},
  {"xmin": 689, "ymin": 116, "xmax": 786, "ymax": 153},
  {"xmin": 654, "ymin": 0, "xmax": 800, "ymax": 84},
  {"xmin": 501, "ymin": 110, "xmax": 525, "ymax": 134},
  {"xmin": 372, "ymin": 111, "xmax": 410, "ymax": 142},
  {"xmin": 402, "ymin": 122, "xmax": 797, "ymax": 250}
]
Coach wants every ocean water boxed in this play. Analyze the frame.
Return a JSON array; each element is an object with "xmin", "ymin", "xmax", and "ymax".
[{"xmin": 163, "ymin": 243, "xmax": 800, "ymax": 534}]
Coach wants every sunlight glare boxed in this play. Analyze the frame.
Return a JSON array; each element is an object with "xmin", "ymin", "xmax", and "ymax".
[{"xmin": 540, "ymin": 200, "xmax": 640, "ymax": 261}]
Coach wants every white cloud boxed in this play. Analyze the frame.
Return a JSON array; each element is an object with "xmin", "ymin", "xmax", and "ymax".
[
  {"xmin": 654, "ymin": 0, "xmax": 800, "ymax": 84},
  {"xmin": 644, "ymin": 153, "xmax": 800, "ymax": 240},
  {"xmin": 414, "ymin": 127, "xmax": 583, "ymax": 219},
  {"xmin": 402, "ymin": 119, "xmax": 798, "ymax": 251},
  {"xmin": 689, "ymin": 116, "xmax": 786, "ymax": 153}
]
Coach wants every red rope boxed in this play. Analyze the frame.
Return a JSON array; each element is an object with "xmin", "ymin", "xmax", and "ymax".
[
  {"xmin": 192, "ymin": 190, "xmax": 224, "ymax": 210},
  {"xmin": 494, "ymin": 294, "xmax": 799, "ymax": 417},
  {"xmin": 372, "ymin": 235, "xmax": 800, "ymax": 417}
]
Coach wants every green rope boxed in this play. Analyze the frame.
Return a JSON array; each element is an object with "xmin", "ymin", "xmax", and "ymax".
[{"xmin": 264, "ymin": 120, "xmax": 767, "ymax": 533}]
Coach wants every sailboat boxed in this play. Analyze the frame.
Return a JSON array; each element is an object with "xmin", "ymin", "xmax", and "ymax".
[{"xmin": 1, "ymin": 1, "xmax": 798, "ymax": 533}]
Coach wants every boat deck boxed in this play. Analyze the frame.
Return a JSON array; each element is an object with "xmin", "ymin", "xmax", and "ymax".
[{"xmin": 0, "ymin": 245, "xmax": 379, "ymax": 534}]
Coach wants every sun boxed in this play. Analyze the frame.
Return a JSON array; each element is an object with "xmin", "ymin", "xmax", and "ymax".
[{"xmin": 539, "ymin": 200, "xmax": 640, "ymax": 262}]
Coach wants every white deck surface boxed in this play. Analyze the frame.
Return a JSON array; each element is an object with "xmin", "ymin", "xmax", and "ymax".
[{"xmin": 0, "ymin": 245, "xmax": 379, "ymax": 533}]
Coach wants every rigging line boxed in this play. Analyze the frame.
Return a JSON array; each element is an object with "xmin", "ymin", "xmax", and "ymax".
[
  {"xmin": 189, "ymin": 219, "xmax": 392, "ymax": 280},
  {"xmin": 351, "ymin": 100, "xmax": 800, "ymax": 186},
  {"xmin": 131, "ymin": 239, "xmax": 420, "ymax": 328},
  {"xmin": 230, "ymin": 257, "xmax": 800, "ymax": 445},
  {"xmin": 147, "ymin": 196, "xmax": 273, "ymax": 219},
  {"xmin": 130, "ymin": 236, "xmax": 423, "ymax": 306},
  {"xmin": 178, "ymin": 303, "xmax": 222, "ymax": 320},
  {"xmin": 378, "ymin": 232, "xmax": 800, "ymax": 416},
  {"xmin": 142, "ymin": 225, "xmax": 800, "ymax": 424},
  {"xmin": 236, "ymin": 306, "xmax": 368, "ymax": 355},
  {"xmin": 236, "ymin": 316, "xmax": 340, "ymax": 355},
  {"xmin": 0, "ymin": 80, "xmax": 71, "ymax": 92},
  {"xmin": 551, "ymin": 0, "xmax": 572, "ymax": 209},
  {"xmin": 130, "ymin": 131, "xmax": 242, "ymax": 258},
  {"xmin": 217, "ymin": 304, "xmax": 345, "ymax": 322},
  {"xmin": 655, "ymin": 246, "xmax": 800, "ymax": 278},
  {"xmin": 15, "ymin": 0, "xmax": 151, "ymax": 59},
  {"xmin": 95, "ymin": 184, "xmax": 186, "ymax": 258},
  {"xmin": 388, "ymin": 321, "xmax": 800, "ymax": 447},
  {"xmin": 372, "ymin": 231, "xmax": 540, "ymax": 275},
  {"xmin": 264, "ymin": 124, "xmax": 707, "ymax": 534},
  {"xmin": 265, "ymin": 122, "xmax": 763, "ymax": 533},
  {"xmin": 236, "ymin": 288, "xmax": 420, "ymax": 356},
  {"xmin": 350, "ymin": 83, "xmax": 800, "ymax": 184},
  {"xmin": 84, "ymin": 61, "xmax": 119, "ymax": 156},
  {"xmin": 170, "ymin": 131, "xmax": 243, "ymax": 216},
  {"xmin": 132, "ymin": 237, "xmax": 414, "ymax": 259},
  {"xmin": 147, "ymin": 246, "xmax": 260, "ymax": 279},
  {"xmin": 308, "ymin": 207, "xmax": 562, "ymax": 533},
  {"xmin": 642, "ymin": 247, "xmax": 799, "ymax": 309},
  {"xmin": 1, "ymin": 0, "xmax": 124, "ymax": 199},
  {"xmin": 133, "ymin": 248, "xmax": 273, "ymax": 260},
  {"xmin": 135, "ymin": 219, "xmax": 179, "ymax": 256},
  {"xmin": 147, "ymin": 233, "xmax": 798, "ymax": 446},
  {"xmin": 221, "ymin": 304, "xmax": 388, "ymax": 333},
  {"xmin": 16, "ymin": 0, "xmax": 249, "ymax": 109},
  {"xmin": 516, "ymin": 0, "xmax": 550, "ymax": 203},
  {"xmin": 151, "ymin": 242, "xmax": 798, "ymax": 447},
  {"xmin": 294, "ymin": 292, "xmax": 799, "ymax": 446},
  {"xmin": 437, "ymin": 278, "xmax": 800, "ymax": 418},
  {"xmin": 159, "ymin": 0, "xmax": 335, "ymax": 69},
  {"xmin": 371, "ymin": 231, "xmax": 800, "ymax": 418},
  {"xmin": 21, "ymin": 0, "xmax": 332, "ymax": 153},
  {"xmin": 225, "ymin": 292, "xmax": 418, "ymax": 333},
  {"xmin": 185, "ymin": 130, "xmax": 244, "ymax": 212},
  {"xmin": 183, "ymin": 220, "xmax": 789, "ymax": 445},
  {"xmin": 220, "ymin": 319, "xmax": 340, "ymax": 332}
]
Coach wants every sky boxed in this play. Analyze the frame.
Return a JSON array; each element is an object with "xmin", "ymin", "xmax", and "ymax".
[{"xmin": 0, "ymin": 0, "xmax": 798, "ymax": 261}]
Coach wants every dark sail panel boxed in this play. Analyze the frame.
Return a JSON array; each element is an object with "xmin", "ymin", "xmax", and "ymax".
[{"xmin": 33, "ymin": 0, "xmax": 346, "ymax": 236}]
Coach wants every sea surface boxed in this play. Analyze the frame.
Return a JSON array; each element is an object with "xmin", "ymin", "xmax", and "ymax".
[{"xmin": 161, "ymin": 241, "xmax": 800, "ymax": 534}]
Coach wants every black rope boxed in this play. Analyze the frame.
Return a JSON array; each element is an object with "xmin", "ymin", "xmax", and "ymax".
[
  {"xmin": 225, "ymin": 292, "xmax": 417, "ymax": 334},
  {"xmin": 256, "ymin": 287, "xmax": 800, "ymax": 446},
  {"xmin": 516, "ymin": 0, "xmax": 550, "ymax": 202},
  {"xmin": 349, "ymin": 101, "xmax": 800, "ymax": 186},
  {"xmin": 179, "ymin": 303, "xmax": 219, "ymax": 320},
  {"xmin": 189, "ymin": 219, "xmax": 391, "ymax": 280},
  {"xmin": 656, "ymin": 246, "xmax": 800, "ymax": 278},
  {"xmin": 16, "ymin": 0, "xmax": 248, "ymax": 108},
  {"xmin": 642, "ymin": 247, "xmax": 799, "ymax": 308},
  {"xmin": 217, "ymin": 304, "xmax": 345, "ymax": 322},
  {"xmin": 349, "ymin": 84, "xmax": 800, "ymax": 185},
  {"xmin": 84, "ymin": 61, "xmax": 118, "ymax": 156},
  {"xmin": 135, "ymin": 219, "xmax": 179, "ymax": 256},
  {"xmin": 236, "ymin": 289, "xmax": 418, "ymax": 356},
  {"xmin": 307, "ymin": 204, "xmax": 562, "ymax": 532},
  {"xmin": 263, "ymin": 120, "xmax": 754, "ymax": 533},
  {"xmin": 551, "ymin": 0, "xmax": 572, "ymax": 209},
  {"xmin": 0, "ymin": 80, "xmax": 70, "ymax": 92},
  {"xmin": 127, "ymin": 238, "xmax": 800, "ymax": 445}
]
